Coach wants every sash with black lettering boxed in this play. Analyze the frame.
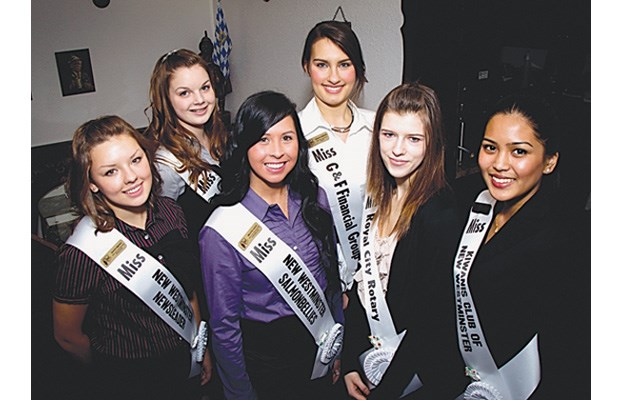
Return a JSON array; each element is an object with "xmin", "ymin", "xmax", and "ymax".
[
  {"xmin": 454, "ymin": 190, "xmax": 541, "ymax": 400},
  {"xmin": 66, "ymin": 217, "xmax": 207, "ymax": 378},
  {"xmin": 357, "ymin": 196, "xmax": 422, "ymax": 396},
  {"xmin": 205, "ymin": 203, "xmax": 343, "ymax": 379},
  {"xmin": 156, "ymin": 147, "xmax": 220, "ymax": 203},
  {"xmin": 306, "ymin": 130, "xmax": 364, "ymax": 291}
]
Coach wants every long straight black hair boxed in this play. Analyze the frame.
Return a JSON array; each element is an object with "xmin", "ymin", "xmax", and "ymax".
[{"xmin": 216, "ymin": 90, "xmax": 341, "ymax": 294}]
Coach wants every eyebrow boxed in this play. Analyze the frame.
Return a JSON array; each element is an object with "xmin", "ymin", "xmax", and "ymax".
[
  {"xmin": 312, "ymin": 57, "xmax": 351, "ymax": 63},
  {"xmin": 263, "ymin": 130, "xmax": 296, "ymax": 136},
  {"xmin": 173, "ymin": 79, "xmax": 211, "ymax": 90},
  {"xmin": 381, "ymin": 128, "xmax": 424, "ymax": 136},
  {"xmin": 482, "ymin": 137, "xmax": 534, "ymax": 148},
  {"xmin": 96, "ymin": 148, "xmax": 142, "ymax": 169}
]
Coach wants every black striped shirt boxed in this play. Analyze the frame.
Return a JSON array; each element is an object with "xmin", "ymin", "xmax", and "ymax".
[{"xmin": 54, "ymin": 197, "xmax": 198, "ymax": 359}]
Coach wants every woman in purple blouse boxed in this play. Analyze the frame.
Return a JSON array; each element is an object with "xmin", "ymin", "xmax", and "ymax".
[{"xmin": 199, "ymin": 91, "xmax": 344, "ymax": 399}]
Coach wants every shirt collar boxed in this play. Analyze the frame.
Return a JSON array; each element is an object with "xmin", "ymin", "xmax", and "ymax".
[
  {"xmin": 115, "ymin": 199, "xmax": 158, "ymax": 233},
  {"xmin": 349, "ymin": 101, "xmax": 374, "ymax": 134},
  {"xmin": 302, "ymin": 97, "xmax": 373, "ymax": 137},
  {"xmin": 241, "ymin": 186, "xmax": 302, "ymax": 222}
]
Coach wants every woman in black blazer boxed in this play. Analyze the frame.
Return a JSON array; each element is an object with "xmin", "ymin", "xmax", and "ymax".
[
  {"xmin": 450, "ymin": 93, "xmax": 589, "ymax": 399},
  {"xmin": 342, "ymin": 83, "xmax": 464, "ymax": 399}
]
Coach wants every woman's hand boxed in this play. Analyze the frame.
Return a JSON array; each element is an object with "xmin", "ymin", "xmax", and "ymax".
[
  {"xmin": 342, "ymin": 292, "xmax": 349, "ymax": 310},
  {"xmin": 331, "ymin": 359, "xmax": 342, "ymax": 384},
  {"xmin": 188, "ymin": 294, "xmax": 213, "ymax": 385},
  {"xmin": 200, "ymin": 350, "xmax": 213, "ymax": 385},
  {"xmin": 344, "ymin": 371, "xmax": 370, "ymax": 400},
  {"xmin": 52, "ymin": 300, "xmax": 92, "ymax": 364}
]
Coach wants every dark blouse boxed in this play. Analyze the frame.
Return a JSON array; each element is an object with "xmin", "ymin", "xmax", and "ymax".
[
  {"xmin": 343, "ymin": 188, "xmax": 466, "ymax": 399},
  {"xmin": 54, "ymin": 196, "xmax": 198, "ymax": 359},
  {"xmin": 452, "ymin": 179, "xmax": 590, "ymax": 399}
]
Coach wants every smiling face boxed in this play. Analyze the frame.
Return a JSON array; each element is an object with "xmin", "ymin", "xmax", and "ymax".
[
  {"xmin": 168, "ymin": 64, "xmax": 216, "ymax": 137},
  {"xmin": 379, "ymin": 111, "xmax": 427, "ymax": 187},
  {"xmin": 306, "ymin": 38, "xmax": 356, "ymax": 109},
  {"xmin": 478, "ymin": 113, "xmax": 558, "ymax": 206},
  {"xmin": 247, "ymin": 116, "xmax": 299, "ymax": 194},
  {"xmin": 88, "ymin": 133, "xmax": 152, "ymax": 220}
]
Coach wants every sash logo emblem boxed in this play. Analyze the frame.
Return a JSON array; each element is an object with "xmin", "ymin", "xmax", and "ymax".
[
  {"xmin": 239, "ymin": 223, "xmax": 262, "ymax": 250},
  {"xmin": 307, "ymin": 132, "xmax": 330, "ymax": 148},
  {"xmin": 101, "ymin": 240, "xmax": 127, "ymax": 267}
]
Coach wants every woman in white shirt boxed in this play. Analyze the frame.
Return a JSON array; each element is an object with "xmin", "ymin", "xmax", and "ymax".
[{"xmin": 298, "ymin": 21, "xmax": 375, "ymax": 297}]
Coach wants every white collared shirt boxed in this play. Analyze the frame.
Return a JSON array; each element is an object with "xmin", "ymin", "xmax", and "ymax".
[
  {"xmin": 298, "ymin": 97, "xmax": 375, "ymax": 290},
  {"xmin": 298, "ymin": 97, "xmax": 375, "ymax": 197}
]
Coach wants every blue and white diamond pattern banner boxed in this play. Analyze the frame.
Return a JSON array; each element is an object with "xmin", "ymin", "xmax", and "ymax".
[{"xmin": 212, "ymin": 0, "xmax": 232, "ymax": 79}]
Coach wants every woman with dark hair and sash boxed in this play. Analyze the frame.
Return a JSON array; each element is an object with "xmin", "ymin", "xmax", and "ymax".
[
  {"xmin": 299, "ymin": 21, "xmax": 375, "ymax": 301},
  {"xmin": 200, "ymin": 91, "xmax": 344, "ymax": 399},
  {"xmin": 342, "ymin": 83, "xmax": 463, "ymax": 399},
  {"xmin": 450, "ymin": 93, "xmax": 589, "ymax": 399}
]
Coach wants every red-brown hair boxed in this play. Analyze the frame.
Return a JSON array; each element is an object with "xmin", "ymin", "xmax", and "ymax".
[
  {"xmin": 367, "ymin": 82, "xmax": 447, "ymax": 239},
  {"xmin": 144, "ymin": 49, "xmax": 228, "ymax": 187},
  {"xmin": 68, "ymin": 115, "xmax": 161, "ymax": 232}
]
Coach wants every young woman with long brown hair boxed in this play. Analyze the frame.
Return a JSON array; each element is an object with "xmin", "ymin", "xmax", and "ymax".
[
  {"xmin": 53, "ymin": 116, "xmax": 212, "ymax": 400},
  {"xmin": 144, "ymin": 48, "xmax": 229, "ymax": 244},
  {"xmin": 342, "ymin": 83, "xmax": 463, "ymax": 399}
]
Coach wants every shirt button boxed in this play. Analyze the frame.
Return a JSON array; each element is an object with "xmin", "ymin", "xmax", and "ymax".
[
  {"xmin": 157, "ymin": 254, "xmax": 164, "ymax": 261},
  {"xmin": 293, "ymin": 245, "xmax": 298, "ymax": 251},
  {"xmin": 144, "ymin": 234, "xmax": 150, "ymax": 240}
]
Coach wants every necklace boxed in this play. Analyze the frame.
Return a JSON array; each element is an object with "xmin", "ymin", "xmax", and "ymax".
[
  {"xmin": 492, "ymin": 206, "xmax": 520, "ymax": 234},
  {"xmin": 484, "ymin": 214, "xmax": 503, "ymax": 244},
  {"xmin": 330, "ymin": 105, "xmax": 354, "ymax": 134}
]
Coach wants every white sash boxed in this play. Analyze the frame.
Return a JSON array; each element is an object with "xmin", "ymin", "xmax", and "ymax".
[
  {"xmin": 156, "ymin": 147, "xmax": 220, "ymax": 203},
  {"xmin": 306, "ymin": 130, "xmax": 364, "ymax": 290},
  {"xmin": 454, "ymin": 190, "xmax": 541, "ymax": 400},
  {"xmin": 357, "ymin": 196, "xmax": 422, "ymax": 396},
  {"xmin": 205, "ymin": 203, "xmax": 343, "ymax": 379},
  {"xmin": 66, "ymin": 217, "xmax": 207, "ymax": 378}
]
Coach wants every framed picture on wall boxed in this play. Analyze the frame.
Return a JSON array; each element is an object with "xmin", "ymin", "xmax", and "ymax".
[{"xmin": 55, "ymin": 48, "xmax": 96, "ymax": 96}]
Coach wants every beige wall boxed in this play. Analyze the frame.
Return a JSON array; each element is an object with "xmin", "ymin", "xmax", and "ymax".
[
  {"xmin": 31, "ymin": 0, "xmax": 216, "ymax": 146},
  {"xmin": 31, "ymin": 0, "xmax": 403, "ymax": 146},
  {"xmin": 222, "ymin": 0, "xmax": 403, "ymax": 116}
]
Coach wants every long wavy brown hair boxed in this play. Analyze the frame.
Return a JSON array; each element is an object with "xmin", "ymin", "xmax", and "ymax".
[
  {"xmin": 144, "ymin": 48, "xmax": 228, "ymax": 188},
  {"xmin": 68, "ymin": 115, "xmax": 162, "ymax": 232},
  {"xmin": 367, "ymin": 82, "xmax": 447, "ymax": 240}
]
